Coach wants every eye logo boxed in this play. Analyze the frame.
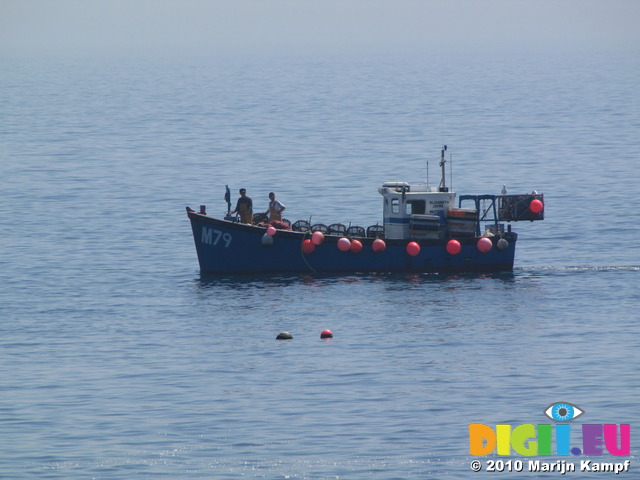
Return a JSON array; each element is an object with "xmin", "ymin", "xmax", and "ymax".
[{"xmin": 543, "ymin": 402, "xmax": 584, "ymax": 422}]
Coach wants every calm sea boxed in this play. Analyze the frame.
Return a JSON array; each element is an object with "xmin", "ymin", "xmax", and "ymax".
[{"xmin": 1, "ymin": 50, "xmax": 639, "ymax": 479}]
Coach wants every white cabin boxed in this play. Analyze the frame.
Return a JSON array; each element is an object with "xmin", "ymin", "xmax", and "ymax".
[{"xmin": 378, "ymin": 182, "xmax": 456, "ymax": 240}]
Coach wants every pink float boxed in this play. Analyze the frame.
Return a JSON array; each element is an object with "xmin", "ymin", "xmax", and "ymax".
[
  {"xmin": 477, "ymin": 237, "xmax": 493, "ymax": 253},
  {"xmin": 302, "ymin": 239, "xmax": 315, "ymax": 254},
  {"xmin": 372, "ymin": 238, "xmax": 386, "ymax": 253},
  {"xmin": 530, "ymin": 199, "xmax": 544, "ymax": 213},
  {"xmin": 321, "ymin": 329, "xmax": 333, "ymax": 339},
  {"xmin": 447, "ymin": 239, "xmax": 461, "ymax": 255},
  {"xmin": 337, "ymin": 237, "xmax": 351, "ymax": 251},
  {"xmin": 311, "ymin": 231, "xmax": 324, "ymax": 245},
  {"xmin": 406, "ymin": 242, "xmax": 420, "ymax": 256}
]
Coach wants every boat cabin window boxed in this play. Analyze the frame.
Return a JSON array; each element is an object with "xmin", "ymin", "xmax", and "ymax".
[
  {"xmin": 406, "ymin": 200, "xmax": 426, "ymax": 215},
  {"xmin": 391, "ymin": 198, "xmax": 400, "ymax": 214}
]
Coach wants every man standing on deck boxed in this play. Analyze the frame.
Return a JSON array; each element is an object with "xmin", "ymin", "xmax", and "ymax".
[
  {"xmin": 265, "ymin": 192, "xmax": 286, "ymax": 222},
  {"xmin": 229, "ymin": 188, "xmax": 253, "ymax": 224}
]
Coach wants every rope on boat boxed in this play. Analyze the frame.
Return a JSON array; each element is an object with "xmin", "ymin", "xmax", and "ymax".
[{"xmin": 300, "ymin": 234, "xmax": 318, "ymax": 273}]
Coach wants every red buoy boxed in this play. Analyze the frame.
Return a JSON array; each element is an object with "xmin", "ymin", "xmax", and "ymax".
[
  {"xmin": 311, "ymin": 231, "xmax": 324, "ymax": 245},
  {"xmin": 337, "ymin": 237, "xmax": 351, "ymax": 251},
  {"xmin": 302, "ymin": 239, "xmax": 315, "ymax": 254},
  {"xmin": 372, "ymin": 238, "xmax": 386, "ymax": 253},
  {"xmin": 320, "ymin": 329, "xmax": 333, "ymax": 339},
  {"xmin": 350, "ymin": 239, "xmax": 363, "ymax": 253},
  {"xmin": 266, "ymin": 226, "xmax": 277, "ymax": 236},
  {"xmin": 477, "ymin": 237, "xmax": 493, "ymax": 253},
  {"xmin": 530, "ymin": 199, "xmax": 544, "ymax": 213},
  {"xmin": 406, "ymin": 241, "xmax": 420, "ymax": 256},
  {"xmin": 446, "ymin": 239, "xmax": 461, "ymax": 255}
]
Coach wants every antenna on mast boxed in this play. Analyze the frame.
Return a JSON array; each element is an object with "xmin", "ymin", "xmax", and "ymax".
[
  {"xmin": 438, "ymin": 145, "xmax": 448, "ymax": 192},
  {"xmin": 426, "ymin": 160, "xmax": 429, "ymax": 187}
]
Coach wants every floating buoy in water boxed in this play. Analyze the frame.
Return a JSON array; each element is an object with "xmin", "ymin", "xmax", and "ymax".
[
  {"xmin": 311, "ymin": 231, "xmax": 324, "ymax": 245},
  {"xmin": 406, "ymin": 241, "xmax": 420, "ymax": 256},
  {"xmin": 276, "ymin": 331, "xmax": 293, "ymax": 340},
  {"xmin": 530, "ymin": 199, "xmax": 544, "ymax": 213},
  {"xmin": 302, "ymin": 239, "xmax": 315, "ymax": 254},
  {"xmin": 261, "ymin": 233, "xmax": 274, "ymax": 246},
  {"xmin": 372, "ymin": 238, "xmax": 386, "ymax": 253},
  {"xmin": 350, "ymin": 239, "xmax": 363, "ymax": 253},
  {"xmin": 477, "ymin": 237, "xmax": 493, "ymax": 253},
  {"xmin": 497, "ymin": 238, "xmax": 509, "ymax": 250},
  {"xmin": 266, "ymin": 226, "xmax": 277, "ymax": 236},
  {"xmin": 446, "ymin": 239, "xmax": 461, "ymax": 255},
  {"xmin": 337, "ymin": 237, "xmax": 351, "ymax": 251},
  {"xmin": 320, "ymin": 329, "xmax": 333, "ymax": 339}
]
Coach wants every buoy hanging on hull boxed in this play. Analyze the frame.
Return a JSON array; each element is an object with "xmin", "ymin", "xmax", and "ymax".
[
  {"xmin": 477, "ymin": 237, "xmax": 493, "ymax": 253},
  {"xmin": 312, "ymin": 231, "xmax": 324, "ymax": 245},
  {"xmin": 350, "ymin": 239, "xmax": 363, "ymax": 253},
  {"xmin": 372, "ymin": 238, "xmax": 386, "ymax": 253},
  {"xmin": 406, "ymin": 242, "xmax": 420, "ymax": 256},
  {"xmin": 302, "ymin": 239, "xmax": 315, "ymax": 254},
  {"xmin": 446, "ymin": 239, "xmax": 461, "ymax": 255},
  {"xmin": 337, "ymin": 237, "xmax": 351, "ymax": 251},
  {"xmin": 262, "ymin": 234, "xmax": 274, "ymax": 246}
]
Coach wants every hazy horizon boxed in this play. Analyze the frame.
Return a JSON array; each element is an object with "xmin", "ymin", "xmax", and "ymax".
[{"xmin": 2, "ymin": 0, "xmax": 639, "ymax": 59}]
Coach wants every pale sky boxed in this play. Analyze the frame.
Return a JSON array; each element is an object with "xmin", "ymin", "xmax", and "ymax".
[{"xmin": 1, "ymin": 0, "xmax": 639, "ymax": 57}]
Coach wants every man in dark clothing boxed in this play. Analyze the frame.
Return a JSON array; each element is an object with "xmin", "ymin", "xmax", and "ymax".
[{"xmin": 229, "ymin": 188, "xmax": 253, "ymax": 224}]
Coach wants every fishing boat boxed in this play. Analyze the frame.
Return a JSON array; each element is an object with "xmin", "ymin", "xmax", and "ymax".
[{"xmin": 186, "ymin": 147, "xmax": 544, "ymax": 274}]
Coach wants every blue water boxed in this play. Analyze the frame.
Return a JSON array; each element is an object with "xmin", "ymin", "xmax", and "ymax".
[{"xmin": 1, "ymin": 51, "xmax": 639, "ymax": 479}]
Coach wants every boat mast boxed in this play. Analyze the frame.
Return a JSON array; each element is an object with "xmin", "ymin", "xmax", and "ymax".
[
  {"xmin": 426, "ymin": 160, "xmax": 429, "ymax": 187},
  {"xmin": 438, "ymin": 145, "xmax": 448, "ymax": 192}
]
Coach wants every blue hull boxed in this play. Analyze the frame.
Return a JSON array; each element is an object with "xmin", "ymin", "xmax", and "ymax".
[{"xmin": 187, "ymin": 210, "xmax": 517, "ymax": 274}]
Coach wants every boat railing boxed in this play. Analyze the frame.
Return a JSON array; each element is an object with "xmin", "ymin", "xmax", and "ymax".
[
  {"xmin": 458, "ymin": 193, "xmax": 544, "ymax": 235},
  {"xmin": 458, "ymin": 195, "xmax": 499, "ymax": 236}
]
